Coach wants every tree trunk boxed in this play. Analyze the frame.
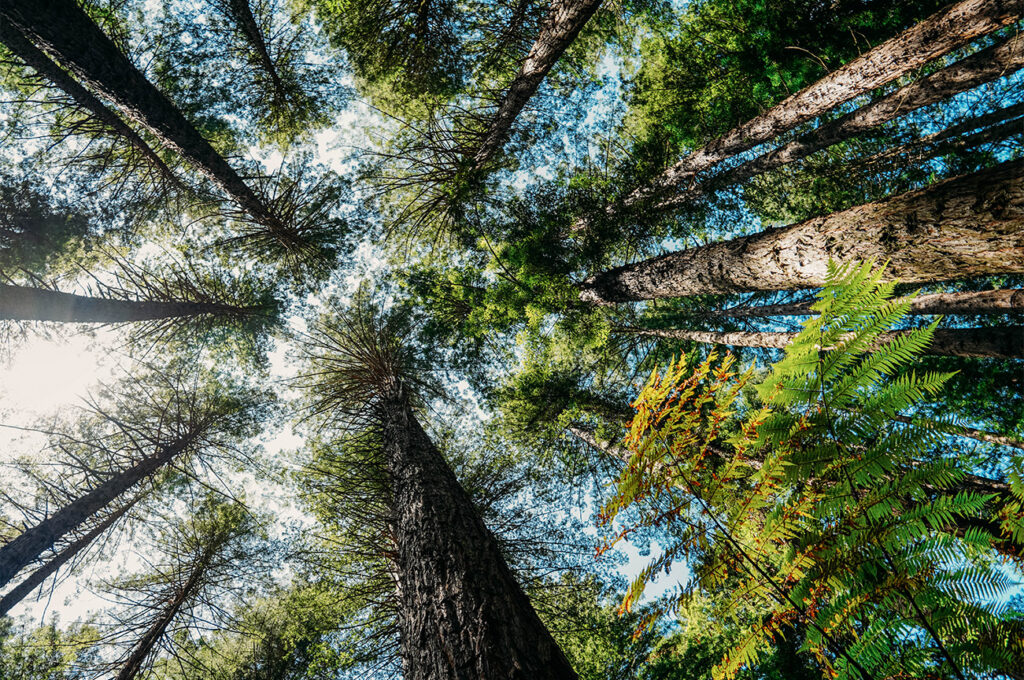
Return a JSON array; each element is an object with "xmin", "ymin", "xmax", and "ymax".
[
  {"xmin": 381, "ymin": 390, "xmax": 577, "ymax": 680},
  {"xmin": 0, "ymin": 0, "xmax": 285, "ymax": 233},
  {"xmin": 0, "ymin": 26, "xmax": 180, "ymax": 188},
  {"xmin": 892, "ymin": 414, "xmax": 1024, "ymax": 451},
  {"xmin": 0, "ymin": 498, "xmax": 137, "ymax": 616},
  {"xmin": 712, "ymin": 289, "xmax": 1024, "ymax": 319},
  {"xmin": 115, "ymin": 555, "xmax": 208, "ymax": 680},
  {"xmin": 225, "ymin": 0, "xmax": 287, "ymax": 100},
  {"xmin": 609, "ymin": 0, "xmax": 1022, "ymax": 214},
  {"xmin": 579, "ymin": 159, "xmax": 1024, "ymax": 304},
  {"xmin": 614, "ymin": 325, "xmax": 1024, "ymax": 359},
  {"xmin": 0, "ymin": 283, "xmax": 260, "ymax": 323},
  {"xmin": 470, "ymin": 0, "xmax": 604, "ymax": 168},
  {"xmin": 654, "ymin": 32, "xmax": 1024, "ymax": 213},
  {"xmin": 0, "ymin": 439, "xmax": 187, "ymax": 588}
]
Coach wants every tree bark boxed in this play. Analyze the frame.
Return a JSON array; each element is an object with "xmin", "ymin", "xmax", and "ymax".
[
  {"xmin": 0, "ymin": 498, "xmax": 136, "ymax": 616},
  {"xmin": 225, "ymin": 0, "xmax": 287, "ymax": 100},
  {"xmin": 653, "ymin": 32, "xmax": 1024, "ymax": 213},
  {"xmin": 0, "ymin": 26, "xmax": 180, "ymax": 188},
  {"xmin": 608, "ymin": 0, "xmax": 1022, "ymax": 215},
  {"xmin": 614, "ymin": 325, "xmax": 1024, "ymax": 359},
  {"xmin": 0, "ymin": 283, "xmax": 263, "ymax": 323},
  {"xmin": 579, "ymin": 159, "xmax": 1024, "ymax": 304},
  {"xmin": 0, "ymin": 0, "xmax": 285, "ymax": 233},
  {"xmin": 115, "ymin": 554, "xmax": 209, "ymax": 680},
  {"xmin": 0, "ymin": 439, "xmax": 187, "ymax": 588},
  {"xmin": 381, "ymin": 389, "xmax": 577, "ymax": 680},
  {"xmin": 712, "ymin": 289, "xmax": 1024, "ymax": 319},
  {"xmin": 470, "ymin": 0, "xmax": 604, "ymax": 168}
]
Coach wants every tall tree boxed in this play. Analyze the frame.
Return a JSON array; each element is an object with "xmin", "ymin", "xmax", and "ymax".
[
  {"xmin": 297, "ymin": 298, "xmax": 578, "ymax": 679},
  {"xmin": 598, "ymin": 0, "xmax": 1022, "ymax": 220},
  {"xmin": 580, "ymin": 159, "xmax": 1024, "ymax": 304},
  {"xmin": 0, "ymin": 0, "xmax": 293, "ymax": 241}
]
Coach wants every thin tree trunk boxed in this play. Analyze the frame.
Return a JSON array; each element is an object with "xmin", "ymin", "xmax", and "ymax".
[
  {"xmin": 892, "ymin": 414, "xmax": 1024, "ymax": 451},
  {"xmin": 470, "ymin": 0, "xmax": 604, "ymax": 168},
  {"xmin": 608, "ymin": 0, "xmax": 1022, "ymax": 215},
  {"xmin": 712, "ymin": 289, "xmax": 1024, "ymax": 319},
  {"xmin": 381, "ymin": 391, "xmax": 577, "ymax": 679},
  {"xmin": 0, "ymin": 439, "xmax": 188, "ymax": 588},
  {"xmin": 614, "ymin": 325, "xmax": 1024, "ymax": 359},
  {"xmin": 225, "ymin": 0, "xmax": 287, "ymax": 100},
  {"xmin": 115, "ymin": 555, "xmax": 209, "ymax": 680},
  {"xmin": 0, "ymin": 0, "xmax": 285, "ymax": 233},
  {"xmin": 0, "ymin": 26, "xmax": 180, "ymax": 188},
  {"xmin": 654, "ymin": 32, "xmax": 1024, "ymax": 213},
  {"xmin": 0, "ymin": 284, "xmax": 261, "ymax": 323},
  {"xmin": 0, "ymin": 498, "xmax": 137, "ymax": 616},
  {"xmin": 579, "ymin": 159, "xmax": 1024, "ymax": 304}
]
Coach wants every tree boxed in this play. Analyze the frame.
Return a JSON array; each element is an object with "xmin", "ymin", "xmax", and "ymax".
[
  {"xmin": 580, "ymin": 160, "xmax": 1024, "ymax": 304},
  {"xmin": 296, "ymin": 296, "xmax": 578, "ymax": 679}
]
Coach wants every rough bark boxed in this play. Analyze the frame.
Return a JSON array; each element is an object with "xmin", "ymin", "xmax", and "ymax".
[
  {"xmin": 381, "ymin": 389, "xmax": 577, "ymax": 680},
  {"xmin": 0, "ymin": 26, "xmax": 180, "ymax": 187},
  {"xmin": 0, "ymin": 283, "xmax": 261, "ymax": 324},
  {"xmin": 0, "ymin": 0, "xmax": 285, "ymax": 232},
  {"xmin": 470, "ymin": 0, "xmax": 604, "ymax": 168},
  {"xmin": 579, "ymin": 159, "xmax": 1024, "ymax": 304},
  {"xmin": 611, "ymin": 0, "xmax": 1023, "ymax": 214},
  {"xmin": 0, "ymin": 438, "xmax": 187, "ymax": 588},
  {"xmin": 115, "ymin": 555, "xmax": 208, "ymax": 680},
  {"xmin": 614, "ymin": 325, "xmax": 1024, "ymax": 359},
  {"xmin": 654, "ymin": 32, "xmax": 1024, "ymax": 212},
  {"xmin": 0, "ymin": 498, "xmax": 136, "ymax": 616},
  {"xmin": 712, "ymin": 289, "xmax": 1024, "ymax": 319}
]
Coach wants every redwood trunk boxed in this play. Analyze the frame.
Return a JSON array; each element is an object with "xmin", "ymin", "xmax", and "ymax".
[
  {"xmin": 579, "ymin": 160, "xmax": 1024, "ymax": 304},
  {"xmin": 0, "ymin": 0, "xmax": 284, "ymax": 232},
  {"xmin": 615, "ymin": 326, "xmax": 1024, "ymax": 359},
  {"xmin": 0, "ymin": 284, "xmax": 255, "ymax": 323},
  {"xmin": 470, "ymin": 0, "xmax": 604, "ymax": 168},
  {"xmin": 0, "ymin": 26, "xmax": 179, "ymax": 187},
  {"xmin": 655, "ymin": 32, "xmax": 1024, "ymax": 212},
  {"xmin": 0, "ymin": 440, "xmax": 186, "ymax": 588},
  {"xmin": 613, "ymin": 0, "xmax": 1022, "ymax": 212},
  {"xmin": 115, "ymin": 556, "xmax": 208, "ymax": 680},
  {"xmin": 713, "ymin": 289, "xmax": 1024, "ymax": 319},
  {"xmin": 0, "ymin": 499, "xmax": 136, "ymax": 616},
  {"xmin": 381, "ymin": 391, "xmax": 576, "ymax": 679}
]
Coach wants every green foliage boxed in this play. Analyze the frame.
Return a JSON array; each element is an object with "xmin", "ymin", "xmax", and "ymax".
[
  {"xmin": 0, "ymin": 619, "xmax": 100, "ymax": 680},
  {"xmin": 604, "ymin": 261, "xmax": 1023, "ymax": 679}
]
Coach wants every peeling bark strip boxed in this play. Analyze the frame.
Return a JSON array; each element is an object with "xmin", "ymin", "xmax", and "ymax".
[
  {"xmin": 0, "ymin": 499, "xmax": 136, "ymax": 616},
  {"xmin": 0, "ymin": 439, "xmax": 188, "ymax": 588},
  {"xmin": 615, "ymin": 0, "xmax": 1022, "ymax": 212},
  {"xmin": 0, "ymin": 284, "xmax": 255, "ymax": 323},
  {"xmin": 0, "ymin": 27, "xmax": 179, "ymax": 187},
  {"xmin": 656, "ymin": 32, "xmax": 1024, "ymax": 212},
  {"xmin": 615, "ymin": 326, "xmax": 1024, "ymax": 359},
  {"xmin": 470, "ymin": 0, "xmax": 604, "ymax": 168},
  {"xmin": 0, "ymin": 0, "xmax": 285, "ymax": 233},
  {"xmin": 713, "ymin": 289, "xmax": 1024, "ymax": 319},
  {"xmin": 382, "ymin": 392, "xmax": 577, "ymax": 679},
  {"xmin": 580, "ymin": 159, "xmax": 1024, "ymax": 303}
]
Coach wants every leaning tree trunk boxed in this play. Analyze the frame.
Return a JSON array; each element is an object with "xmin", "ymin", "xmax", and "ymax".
[
  {"xmin": 380, "ymin": 389, "xmax": 577, "ymax": 680},
  {"xmin": 0, "ymin": 0, "xmax": 285, "ymax": 233},
  {"xmin": 0, "ymin": 498, "xmax": 137, "ymax": 616},
  {"xmin": 0, "ymin": 438, "xmax": 188, "ymax": 588},
  {"xmin": 654, "ymin": 31, "xmax": 1024, "ymax": 213},
  {"xmin": 614, "ymin": 325, "xmax": 1024, "ymax": 359},
  {"xmin": 115, "ymin": 554, "xmax": 209, "ymax": 680},
  {"xmin": 579, "ymin": 159, "xmax": 1024, "ymax": 304},
  {"xmin": 598, "ymin": 0, "xmax": 1022, "ymax": 220},
  {"xmin": 224, "ymin": 0, "xmax": 287, "ymax": 100},
  {"xmin": 0, "ymin": 27, "xmax": 180, "ymax": 188},
  {"xmin": 470, "ymin": 0, "xmax": 604, "ymax": 168},
  {"xmin": 0, "ymin": 283, "xmax": 262, "ymax": 324},
  {"xmin": 891, "ymin": 414, "xmax": 1024, "ymax": 451},
  {"xmin": 712, "ymin": 289, "xmax": 1024, "ymax": 319}
]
